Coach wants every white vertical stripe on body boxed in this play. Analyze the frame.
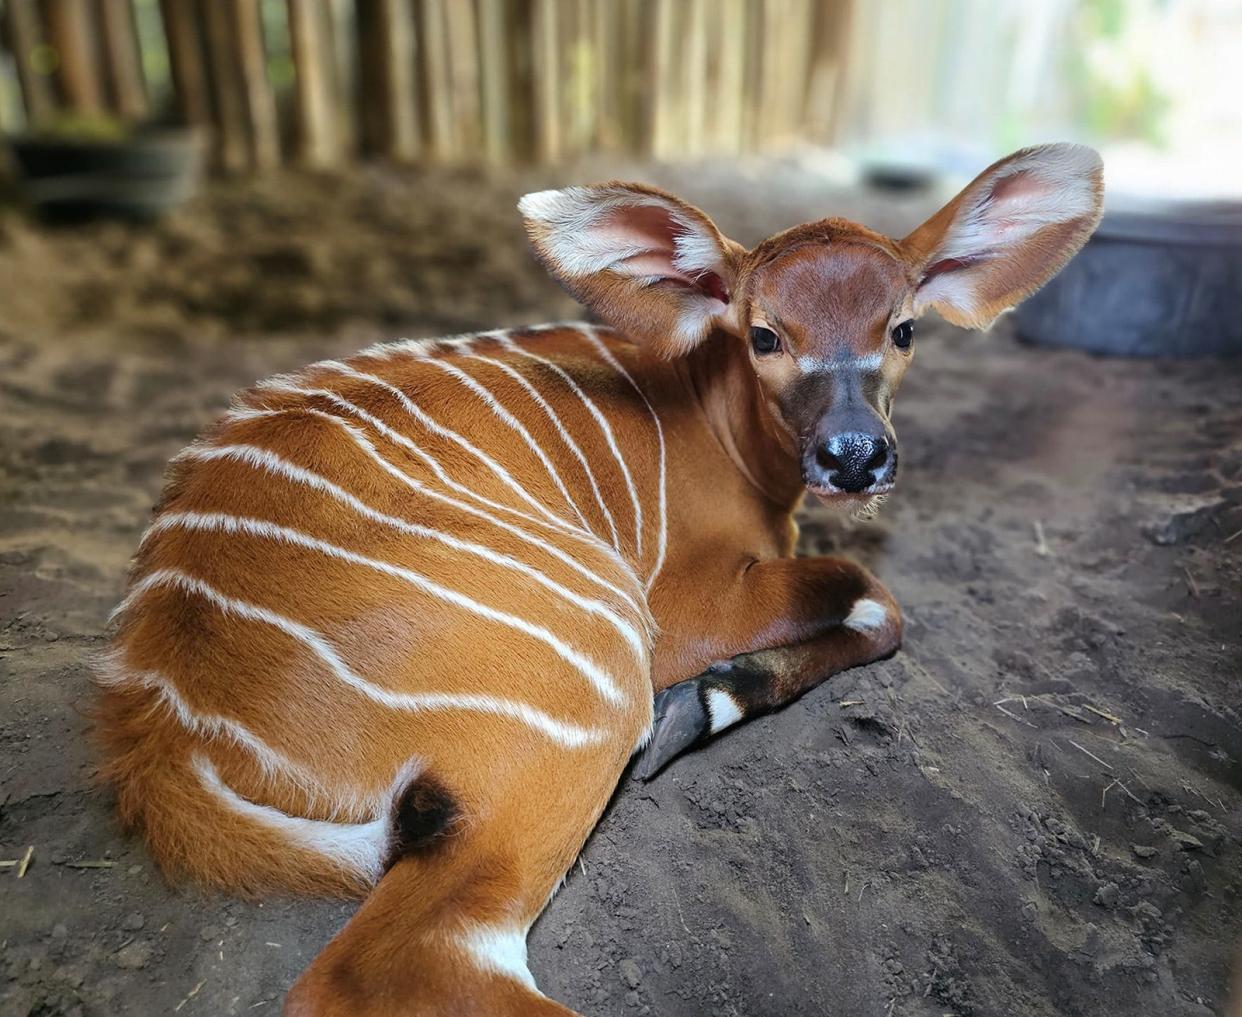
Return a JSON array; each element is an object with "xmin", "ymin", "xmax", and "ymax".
[
  {"xmin": 114, "ymin": 568, "xmax": 609, "ymax": 747},
  {"xmin": 398, "ymin": 346, "xmax": 593, "ymax": 533},
  {"xmin": 191, "ymin": 753, "xmax": 390, "ymax": 882},
  {"xmin": 500, "ymin": 337, "xmax": 646, "ymax": 558},
  {"xmin": 578, "ymin": 326, "xmax": 669, "ymax": 590},
  {"xmin": 146, "ymin": 493, "xmax": 646, "ymax": 662},
  {"xmin": 466, "ymin": 351, "xmax": 623, "ymax": 551},
  {"xmin": 219, "ymin": 402, "xmax": 644, "ymax": 615},
  {"xmin": 96, "ymin": 652, "xmax": 328, "ymax": 794},
  {"xmin": 126, "ymin": 514, "xmax": 630, "ymax": 706},
  {"xmin": 310, "ymin": 360, "xmax": 580, "ymax": 536}
]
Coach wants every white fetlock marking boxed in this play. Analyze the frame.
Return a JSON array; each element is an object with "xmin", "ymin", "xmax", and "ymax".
[
  {"xmin": 843, "ymin": 597, "xmax": 888, "ymax": 633},
  {"xmin": 705, "ymin": 688, "xmax": 744, "ymax": 734},
  {"xmin": 458, "ymin": 924, "xmax": 538, "ymax": 991}
]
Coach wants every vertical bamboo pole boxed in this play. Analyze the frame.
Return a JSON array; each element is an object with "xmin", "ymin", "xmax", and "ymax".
[
  {"xmin": 504, "ymin": 0, "xmax": 535, "ymax": 163},
  {"xmin": 591, "ymin": 0, "xmax": 620, "ymax": 150},
  {"xmin": 443, "ymin": 0, "xmax": 480, "ymax": 158},
  {"xmin": 803, "ymin": 0, "xmax": 848, "ymax": 144},
  {"xmin": 356, "ymin": 0, "xmax": 418, "ymax": 159},
  {"xmin": 325, "ymin": 0, "xmax": 356, "ymax": 155},
  {"xmin": 286, "ymin": 0, "xmax": 338, "ymax": 165},
  {"xmin": 418, "ymin": 0, "xmax": 454, "ymax": 160},
  {"xmin": 715, "ymin": 0, "xmax": 746, "ymax": 152},
  {"xmin": 476, "ymin": 0, "xmax": 509, "ymax": 164},
  {"xmin": 650, "ymin": 0, "xmax": 678, "ymax": 158},
  {"xmin": 682, "ymin": 0, "xmax": 708, "ymax": 156},
  {"xmin": 562, "ymin": 0, "xmax": 591, "ymax": 156},
  {"xmin": 95, "ymin": 0, "xmax": 147, "ymax": 119},
  {"xmin": 620, "ymin": 0, "xmax": 647, "ymax": 154},
  {"xmin": 6, "ymin": 0, "xmax": 56, "ymax": 123},
  {"xmin": 45, "ymin": 0, "xmax": 105, "ymax": 114},
  {"xmin": 200, "ymin": 0, "xmax": 250, "ymax": 170},
  {"xmin": 741, "ymin": 0, "xmax": 764, "ymax": 150},
  {"xmin": 530, "ymin": 0, "xmax": 559, "ymax": 162},
  {"xmin": 230, "ymin": 0, "xmax": 279, "ymax": 168},
  {"xmin": 159, "ymin": 0, "xmax": 212, "ymax": 127}
]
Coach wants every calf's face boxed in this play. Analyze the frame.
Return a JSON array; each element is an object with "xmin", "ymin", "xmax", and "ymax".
[{"xmin": 521, "ymin": 143, "xmax": 1104, "ymax": 513}]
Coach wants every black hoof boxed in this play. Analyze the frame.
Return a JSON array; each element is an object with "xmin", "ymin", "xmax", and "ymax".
[{"xmin": 633, "ymin": 681, "xmax": 709, "ymax": 781}]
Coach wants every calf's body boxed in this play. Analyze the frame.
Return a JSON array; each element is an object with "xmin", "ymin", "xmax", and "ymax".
[{"xmin": 97, "ymin": 144, "xmax": 1103, "ymax": 1015}]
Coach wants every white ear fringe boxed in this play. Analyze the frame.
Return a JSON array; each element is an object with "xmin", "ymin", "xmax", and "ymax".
[
  {"xmin": 937, "ymin": 143, "xmax": 1102, "ymax": 264},
  {"xmin": 518, "ymin": 186, "xmax": 725, "ymax": 280}
]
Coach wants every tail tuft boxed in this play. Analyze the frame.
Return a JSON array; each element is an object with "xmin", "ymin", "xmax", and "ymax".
[{"xmin": 390, "ymin": 775, "xmax": 459, "ymax": 863}]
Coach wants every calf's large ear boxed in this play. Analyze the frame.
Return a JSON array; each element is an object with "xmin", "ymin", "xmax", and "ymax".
[
  {"xmin": 519, "ymin": 183, "xmax": 745, "ymax": 357},
  {"xmin": 901, "ymin": 143, "xmax": 1104, "ymax": 329}
]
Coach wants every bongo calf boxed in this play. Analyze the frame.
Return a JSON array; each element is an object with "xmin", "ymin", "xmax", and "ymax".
[{"xmin": 96, "ymin": 144, "xmax": 1103, "ymax": 1015}]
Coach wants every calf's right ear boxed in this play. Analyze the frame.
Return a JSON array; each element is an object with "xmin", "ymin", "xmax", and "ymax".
[{"xmin": 519, "ymin": 183, "xmax": 745, "ymax": 357}]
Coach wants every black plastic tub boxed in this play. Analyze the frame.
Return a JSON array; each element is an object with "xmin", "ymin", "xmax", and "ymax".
[
  {"xmin": 1014, "ymin": 198, "xmax": 1242, "ymax": 358},
  {"xmin": 7, "ymin": 127, "xmax": 204, "ymax": 223}
]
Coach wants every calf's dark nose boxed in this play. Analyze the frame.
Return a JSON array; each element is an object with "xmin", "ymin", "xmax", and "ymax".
[{"xmin": 816, "ymin": 432, "xmax": 891, "ymax": 493}]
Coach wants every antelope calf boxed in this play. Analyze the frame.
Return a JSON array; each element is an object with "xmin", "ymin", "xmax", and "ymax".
[{"xmin": 96, "ymin": 144, "xmax": 1102, "ymax": 1015}]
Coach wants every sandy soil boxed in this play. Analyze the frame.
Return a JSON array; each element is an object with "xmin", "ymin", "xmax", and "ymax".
[{"xmin": 1, "ymin": 163, "xmax": 1240, "ymax": 1017}]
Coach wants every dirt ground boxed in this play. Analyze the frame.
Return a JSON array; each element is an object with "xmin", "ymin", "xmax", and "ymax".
[{"xmin": 1, "ymin": 161, "xmax": 1240, "ymax": 1017}]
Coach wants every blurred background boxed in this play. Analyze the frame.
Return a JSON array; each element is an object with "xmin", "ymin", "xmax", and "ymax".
[
  {"xmin": 1, "ymin": 0, "xmax": 1240, "ymax": 189},
  {"xmin": 1, "ymin": 0, "xmax": 1239, "ymax": 352}
]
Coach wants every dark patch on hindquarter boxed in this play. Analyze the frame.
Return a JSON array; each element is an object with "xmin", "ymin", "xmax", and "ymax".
[{"xmin": 388, "ymin": 774, "xmax": 460, "ymax": 866}]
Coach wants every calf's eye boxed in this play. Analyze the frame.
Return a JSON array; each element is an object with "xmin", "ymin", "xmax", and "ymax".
[
  {"xmin": 891, "ymin": 320, "xmax": 914, "ymax": 349},
  {"xmin": 750, "ymin": 326, "xmax": 781, "ymax": 355}
]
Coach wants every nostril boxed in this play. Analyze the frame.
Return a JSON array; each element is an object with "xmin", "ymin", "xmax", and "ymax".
[
  {"xmin": 864, "ymin": 437, "xmax": 890, "ymax": 471},
  {"xmin": 816, "ymin": 444, "xmax": 842, "ymax": 472}
]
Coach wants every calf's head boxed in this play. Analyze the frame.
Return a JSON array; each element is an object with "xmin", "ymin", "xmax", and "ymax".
[{"xmin": 520, "ymin": 143, "xmax": 1103, "ymax": 510}]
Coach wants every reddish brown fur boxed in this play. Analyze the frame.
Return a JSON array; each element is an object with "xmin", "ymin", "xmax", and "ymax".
[{"xmin": 97, "ymin": 145, "xmax": 1102, "ymax": 1015}]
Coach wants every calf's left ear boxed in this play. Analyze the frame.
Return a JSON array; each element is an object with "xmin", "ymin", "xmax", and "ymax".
[
  {"xmin": 901, "ymin": 143, "xmax": 1104, "ymax": 329},
  {"xmin": 519, "ymin": 183, "xmax": 745, "ymax": 357}
]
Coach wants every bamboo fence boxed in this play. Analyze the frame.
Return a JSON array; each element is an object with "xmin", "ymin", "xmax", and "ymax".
[{"xmin": 0, "ymin": 0, "xmax": 853, "ymax": 171}]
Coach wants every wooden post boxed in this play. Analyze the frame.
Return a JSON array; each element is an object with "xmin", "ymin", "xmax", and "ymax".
[
  {"xmin": 356, "ymin": 0, "xmax": 419, "ymax": 160},
  {"xmin": 443, "ymin": 0, "xmax": 480, "ymax": 159},
  {"xmin": 650, "ymin": 0, "xmax": 678, "ymax": 158},
  {"xmin": 159, "ymin": 0, "xmax": 212, "ymax": 127},
  {"xmin": 418, "ymin": 0, "xmax": 454, "ymax": 160},
  {"xmin": 95, "ymin": 0, "xmax": 147, "ymax": 119},
  {"xmin": 503, "ymin": 0, "xmax": 535, "ymax": 163},
  {"xmin": 286, "ymin": 0, "xmax": 339, "ymax": 165},
  {"xmin": 44, "ymin": 0, "xmax": 105, "ymax": 114},
  {"xmin": 6, "ymin": 0, "xmax": 57, "ymax": 123},
  {"xmin": 476, "ymin": 0, "xmax": 509, "ymax": 164},
  {"xmin": 200, "ymin": 0, "xmax": 250, "ymax": 171},
  {"xmin": 230, "ymin": 0, "xmax": 280, "ymax": 169},
  {"xmin": 618, "ymin": 0, "xmax": 646, "ymax": 155},
  {"xmin": 741, "ymin": 0, "xmax": 764, "ymax": 149},
  {"xmin": 530, "ymin": 0, "xmax": 559, "ymax": 162},
  {"xmin": 804, "ymin": 0, "xmax": 850, "ymax": 144},
  {"xmin": 682, "ymin": 0, "xmax": 707, "ymax": 156}
]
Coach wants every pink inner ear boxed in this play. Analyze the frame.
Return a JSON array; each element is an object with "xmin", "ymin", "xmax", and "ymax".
[
  {"xmin": 987, "ymin": 169, "xmax": 1043, "ymax": 206},
  {"xmin": 597, "ymin": 204, "xmax": 729, "ymax": 304},
  {"xmin": 921, "ymin": 255, "xmax": 980, "ymax": 282}
]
